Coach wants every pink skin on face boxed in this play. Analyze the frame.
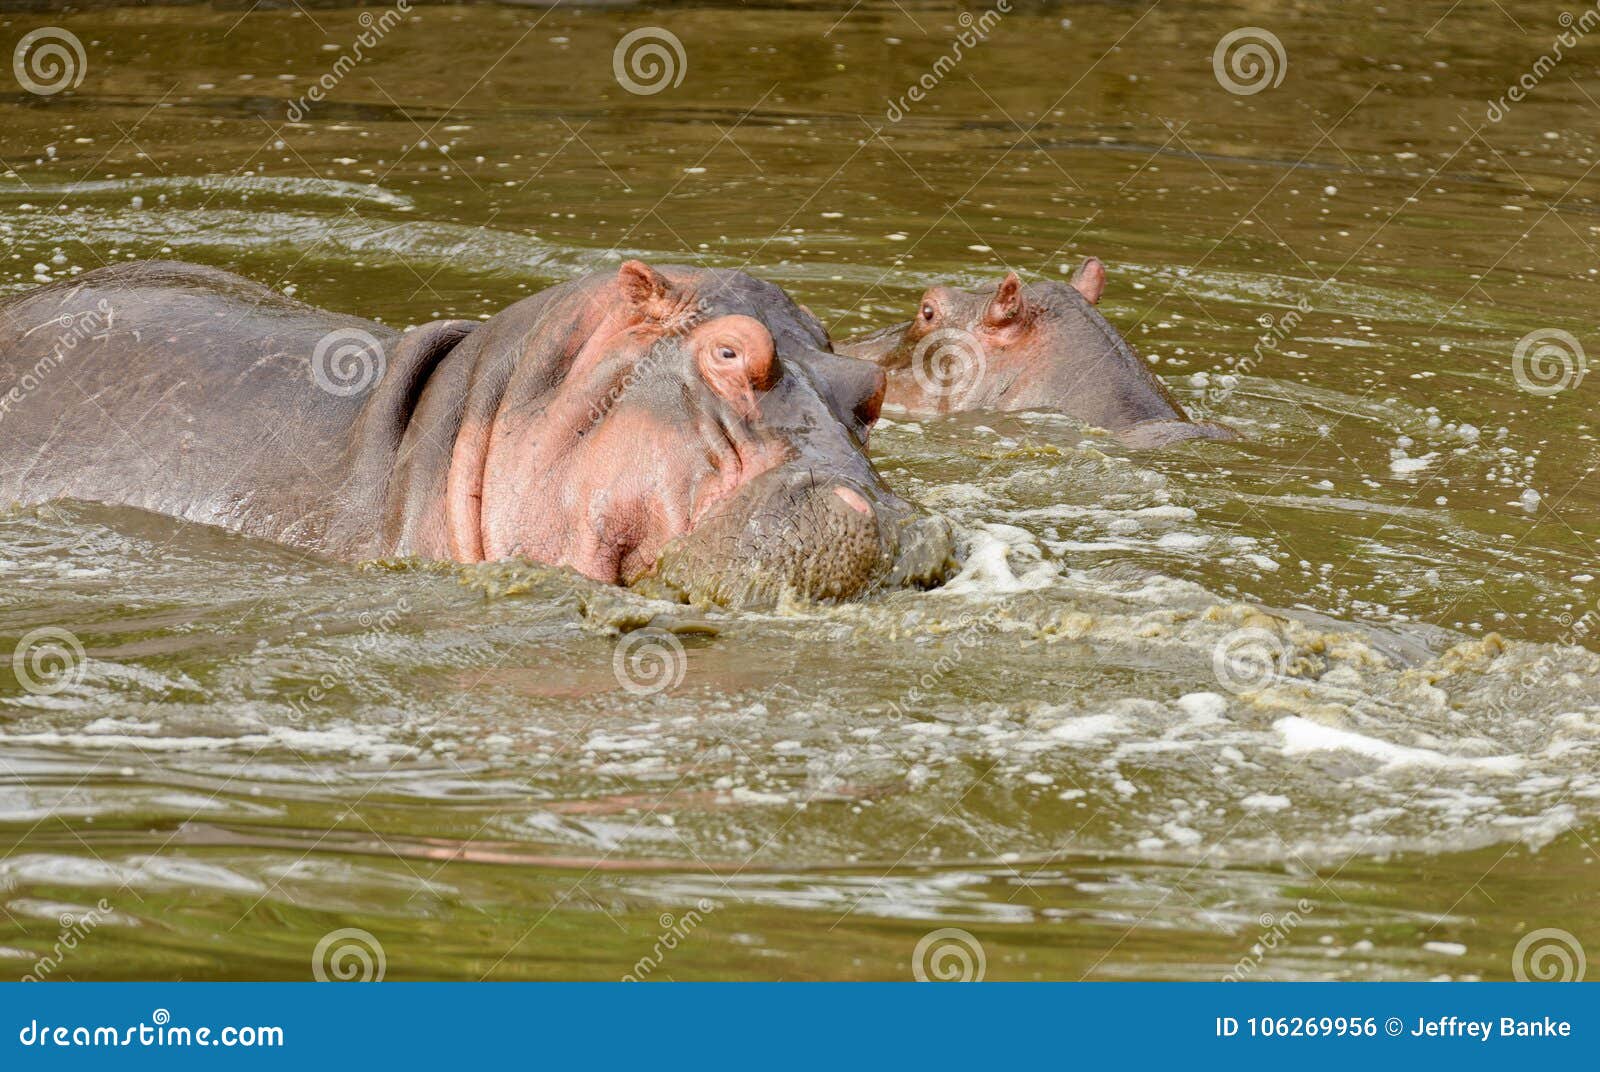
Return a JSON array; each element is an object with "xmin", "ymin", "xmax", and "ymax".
[{"xmin": 443, "ymin": 266, "xmax": 797, "ymax": 585}]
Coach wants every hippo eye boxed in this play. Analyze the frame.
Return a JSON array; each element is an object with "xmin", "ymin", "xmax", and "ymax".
[
  {"xmin": 716, "ymin": 345, "xmax": 740, "ymax": 362},
  {"xmin": 920, "ymin": 303, "xmax": 936, "ymax": 322}
]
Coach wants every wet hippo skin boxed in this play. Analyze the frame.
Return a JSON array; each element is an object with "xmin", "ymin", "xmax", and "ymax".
[
  {"xmin": 0, "ymin": 260, "xmax": 956, "ymax": 605},
  {"xmin": 838, "ymin": 258, "xmax": 1238, "ymax": 448}
]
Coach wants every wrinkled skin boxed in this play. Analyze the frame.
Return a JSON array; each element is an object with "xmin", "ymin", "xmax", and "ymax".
[
  {"xmin": 0, "ymin": 260, "xmax": 955, "ymax": 605},
  {"xmin": 838, "ymin": 258, "xmax": 1237, "ymax": 448}
]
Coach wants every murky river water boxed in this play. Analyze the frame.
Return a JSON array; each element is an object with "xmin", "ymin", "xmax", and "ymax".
[{"xmin": 2, "ymin": 1, "xmax": 1599, "ymax": 980}]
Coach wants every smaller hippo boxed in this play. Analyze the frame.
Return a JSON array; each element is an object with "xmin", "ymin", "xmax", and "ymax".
[{"xmin": 837, "ymin": 259, "xmax": 1236, "ymax": 448}]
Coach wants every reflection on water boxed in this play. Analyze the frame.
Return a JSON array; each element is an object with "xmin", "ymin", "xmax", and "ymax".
[{"xmin": 2, "ymin": 1, "xmax": 1598, "ymax": 979}]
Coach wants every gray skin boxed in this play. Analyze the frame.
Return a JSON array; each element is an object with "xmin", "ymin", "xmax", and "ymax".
[
  {"xmin": 837, "ymin": 258, "xmax": 1237, "ymax": 448},
  {"xmin": 0, "ymin": 260, "xmax": 956, "ymax": 606}
]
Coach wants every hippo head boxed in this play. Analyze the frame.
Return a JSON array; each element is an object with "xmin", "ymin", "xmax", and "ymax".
[
  {"xmin": 438, "ymin": 261, "xmax": 955, "ymax": 605},
  {"xmin": 841, "ymin": 258, "xmax": 1235, "ymax": 446}
]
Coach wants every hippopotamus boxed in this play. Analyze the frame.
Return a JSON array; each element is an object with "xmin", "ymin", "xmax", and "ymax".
[
  {"xmin": 0, "ymin": 260, "xmax": 956, "ymax": 605},
  {"xmin": 837, "ymin": 258, "xmax": 1237, "ymax": 448}
]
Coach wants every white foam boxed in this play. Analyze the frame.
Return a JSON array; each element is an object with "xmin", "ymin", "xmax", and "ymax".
[
  {"xmin": 1047, "ymin": 714, "xmax": 1129, "ymax": 743},
  {"xmin": 1275, "ymin": 716, "xmax": 1523, "ymax": 773}
]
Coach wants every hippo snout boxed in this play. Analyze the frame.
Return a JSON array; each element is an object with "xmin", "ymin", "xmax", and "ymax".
[{"xmin": 637, "ymin": 470, "xmax": 957, "ymax": 606}]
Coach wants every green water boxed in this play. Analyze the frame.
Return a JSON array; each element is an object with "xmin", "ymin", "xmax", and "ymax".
[{"xmin": 2, "ymin": 1, "xmax": 1598, "ymax": 980}]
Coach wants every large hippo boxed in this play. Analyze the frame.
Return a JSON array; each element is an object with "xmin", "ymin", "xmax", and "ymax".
[
  {"xmin": 838, "ymin": 258, "xmax": 1237, "ymax": 448},
  {"xmin": 0, "ymin": 260, "xmax": 955, "ymax": 605}
]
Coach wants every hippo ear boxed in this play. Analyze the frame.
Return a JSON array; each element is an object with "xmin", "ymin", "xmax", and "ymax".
[
  {"xmin": 1071, "ymin": 257, "xmax": 1106, "ymax": 304},
  {"xmin": 983, "ymin": 272, "xmax": 1025, "ymax": 327},
  {"xmin": 617, "ymin": 260, "xmax": 679, "ymax": 322}
]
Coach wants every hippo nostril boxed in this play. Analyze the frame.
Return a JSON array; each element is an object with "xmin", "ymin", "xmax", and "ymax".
[{"xmin": 833, "ymin": 486, "xmax": 872, "ymax": 515}]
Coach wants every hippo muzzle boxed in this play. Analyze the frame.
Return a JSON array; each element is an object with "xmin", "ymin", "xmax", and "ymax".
[{"xmin": 637, "ymin": 467, "xmax": 956, "ymax": 606}]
